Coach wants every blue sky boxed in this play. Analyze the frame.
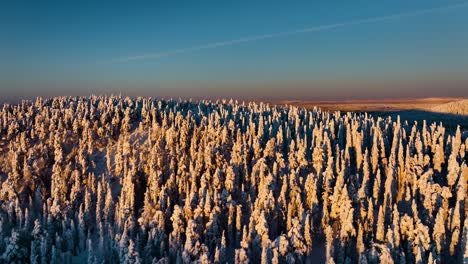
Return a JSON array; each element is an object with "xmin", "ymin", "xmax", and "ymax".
[{"xmin": 1, "ymin": 0, "xmax": 468, "ymax": 100}]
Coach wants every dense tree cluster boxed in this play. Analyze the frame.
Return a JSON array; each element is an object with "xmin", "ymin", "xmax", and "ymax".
[{"xmin": 0, "ymin": 96, "xmax": 466, "ymax": 263}]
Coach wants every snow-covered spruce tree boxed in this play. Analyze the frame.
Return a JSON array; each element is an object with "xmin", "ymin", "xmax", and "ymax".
[{"xmin": 0, "ymin": 95, "xmax": 465, "ymax": 263}]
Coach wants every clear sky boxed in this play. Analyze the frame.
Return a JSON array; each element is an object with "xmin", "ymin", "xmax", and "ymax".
[{"xmin": 1, "ymin": 0, "xmax": 468, "ymax": 101}]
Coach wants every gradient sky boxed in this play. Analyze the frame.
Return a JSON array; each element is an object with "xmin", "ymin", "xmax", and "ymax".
[{"xmin": 1, "ymin": 0, "xmax": 468, "ymax": 101}]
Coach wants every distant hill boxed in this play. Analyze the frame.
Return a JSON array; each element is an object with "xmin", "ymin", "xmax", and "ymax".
[
  {"xmin": 431, "ymin": 99, "xmax": 468, "ymax": 115},
  {"xmin": 275, "ymin": 97, "xmax": 465, "ymax": 112},
  {"xmin": 278, "ymin": 97, "xmax": 468, "ymax": 132}
]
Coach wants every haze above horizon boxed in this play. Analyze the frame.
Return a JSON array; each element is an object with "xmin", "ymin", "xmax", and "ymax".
[{"xmin": 1, "ymin": 0, "xmax": 468, "ymax": 100}]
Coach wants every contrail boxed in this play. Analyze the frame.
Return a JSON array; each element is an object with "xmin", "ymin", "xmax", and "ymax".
[{"xmin": 111, "ymin": 2, "xmax": 468, "ymax": 62}]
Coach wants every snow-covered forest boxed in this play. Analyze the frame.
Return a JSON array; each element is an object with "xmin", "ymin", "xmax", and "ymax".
[{"xmin": 0, "ymin": 96, "xmax": 466, "ymax": 263}]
